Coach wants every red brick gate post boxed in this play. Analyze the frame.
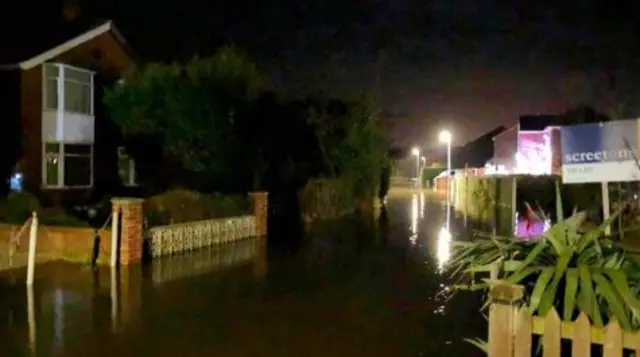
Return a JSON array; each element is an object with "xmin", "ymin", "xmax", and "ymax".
[
  {"xmin": 249, "ymin": 192, "xmax": 268, "ymax": 237},
  {"xmin": 111, "ymin": 197, "xmax": 144, "ymax": 265}
]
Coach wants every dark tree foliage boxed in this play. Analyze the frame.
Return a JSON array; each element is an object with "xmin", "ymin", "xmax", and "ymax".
[
  {"xmin": 104, "ymin": 47, "xmax": 390, "ymax": 195},
  {"xmin": 559, "ymin": 104, "xmax": 610, "ymax": 125}
]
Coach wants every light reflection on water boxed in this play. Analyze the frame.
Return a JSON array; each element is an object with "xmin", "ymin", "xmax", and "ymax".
[
  {"xmin": 54, "ymin": 289, "xmax": 64, "ymax": 351},
  {"xmin": 27, "ymin": 285, "xmax": 35, "ymax": 355},
  {"xmin": 2, "ymin": 197, "xmax": 485, "ymax": 357},
  {"xmin": 436, "ymin": 197, "xmax": 452, "ymax": 271},
  {"xmin": 410, "ymin": 193, "xmax": 418, "ymax": 245},
  {"xmin": 435, "ymin": 201, "xmax": 453, "ymax": 316},
  {"xmin": 2, "ymin": 239, "xmax": 266, "ymax": 356},
  {"xmin": 405, "ymin": 193, "xmax": 453, "ymax": 270},
  {"xmin": 437, "ymin": 227, "xmax": 451, "ymax": 272},
  {"xmin": 398, "ymin": 193, "xmax": 456, "ymax": 316}
]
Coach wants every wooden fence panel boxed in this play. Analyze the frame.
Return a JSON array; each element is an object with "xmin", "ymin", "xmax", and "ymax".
[
  {"xmin": 542, "ymin": 309, "xmax": 561, "ymax": 357},
  {"xmin": 603, "ymin": 319, "xmax": 622, "ymax": 357},
  {"xmin": 634, "ymin": 332, "xmax": 640, "ymax": 356},
  {"xmin": 514, "ymin": 308, "xmax": 532, "ymax": 357},
  {"xmin": 572, "ymin": 313, "xmax": 591, "ymax": 357},
  {"xmin": 487, "ymin": 285, "xmax": 640, "ymax": 357},
  {"xmin": 489, "ymin": 304, "xmax": 515, "ymax": 357}
]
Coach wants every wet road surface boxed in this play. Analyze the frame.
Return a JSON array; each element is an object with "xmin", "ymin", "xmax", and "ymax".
[{"xmin": 1, "ymin": 192, "xmax": 485, "ymax": 357}]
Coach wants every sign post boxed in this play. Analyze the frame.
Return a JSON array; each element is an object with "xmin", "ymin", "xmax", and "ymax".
[
  {"xmin": 560, "ymin": 119, "xmax": 640, "ymax": 236},
  {"xmin": 601, "ymin": 182, "xmax": 611, "ymax": 236}
]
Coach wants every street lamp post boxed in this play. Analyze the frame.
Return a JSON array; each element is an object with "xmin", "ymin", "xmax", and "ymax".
[
  {"xmin": 411, "ymin": 147, "xmax": 420, "ymax": 188},
  {"xmin": 438, "ymin": 130, "xmax": 452, "ymax": 201}
]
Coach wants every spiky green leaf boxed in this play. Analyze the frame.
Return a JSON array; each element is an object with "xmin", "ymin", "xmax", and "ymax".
[{"xmin": 563, "ymin": 268, "xmax": 579, "ymax": 320}]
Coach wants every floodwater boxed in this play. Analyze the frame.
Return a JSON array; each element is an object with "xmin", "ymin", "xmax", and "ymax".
[{"xmin": 0, "ymin": 191, "xmax": 486, "ymax": 357}]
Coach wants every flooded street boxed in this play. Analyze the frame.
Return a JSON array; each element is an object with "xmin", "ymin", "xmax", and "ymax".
[{"xmin": 1, "ymin": 192, "xmax": 485, "ymax": 357}]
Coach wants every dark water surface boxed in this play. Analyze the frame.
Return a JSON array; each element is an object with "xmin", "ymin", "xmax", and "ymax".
[{"xmin": 1, "ymin": 192, "xmax": 485, "ymax": 357}]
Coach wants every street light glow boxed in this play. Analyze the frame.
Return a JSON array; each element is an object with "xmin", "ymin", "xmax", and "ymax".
[
  {"xmin": 438, "ymin": 130, "xmax": 452, "ymax": 144},
  {"xmin": 411, "ymin": 147, "xmax": 420, "ymax": 156}
]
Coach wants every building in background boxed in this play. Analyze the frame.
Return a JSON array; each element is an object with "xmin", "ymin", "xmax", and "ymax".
[
  {"xmin": 426, "ymin": 126, "xmax": 506, "ymax": 170},
  {"xmin": 490, "ymin": 115, "xmax": 562, "ymax": 175},
  {"xmin": 455, "ymin": 126, "xmax": 506, "ymax": 168}
]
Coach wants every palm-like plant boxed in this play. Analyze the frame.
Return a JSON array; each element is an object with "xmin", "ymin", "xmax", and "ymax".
[{"xmin": 451, "ymin": 182, "xmax": 640, "ymax": 330}]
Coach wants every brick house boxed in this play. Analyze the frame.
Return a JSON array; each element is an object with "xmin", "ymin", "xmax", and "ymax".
[{"xmin": 0, "ymin": 20, "xmax": 138, "ymax": 205}]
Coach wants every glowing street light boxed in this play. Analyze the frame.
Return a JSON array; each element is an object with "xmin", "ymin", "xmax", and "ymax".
[
  {"xmin": 438, "ymin": 130, "xmax": 452, "ymax": 144},
  {"xmin": 412, "ymin": 147, "xmax": 421, "ymax": 188},
  {"xmin": 439, "ymin": 130, "xmax": 452, "ymax": 201}
]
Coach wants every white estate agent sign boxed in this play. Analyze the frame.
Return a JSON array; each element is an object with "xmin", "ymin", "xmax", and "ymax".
[{"xmin": 560, "ymin": 119, "xmax": 640, "ymax": 184}]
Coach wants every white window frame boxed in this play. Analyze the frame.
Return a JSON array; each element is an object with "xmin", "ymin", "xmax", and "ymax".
[
  {"xmin": 42, "ymin": 142, "xmax": 94, "ymax": 189},
  {"xmin": 117, "ymin": 147, "xmax": 136, "ymax": 186},
  {"xmin": 42, "ymin": 63, "xmax": 95, "ymax": 116}
]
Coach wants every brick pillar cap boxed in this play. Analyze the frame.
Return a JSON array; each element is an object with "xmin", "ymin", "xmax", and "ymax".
[
  {"xmin": 111, "ymin": 197, "xmax": 145, "ymax": 205},
  {"xmin": 249, "ymin": 192, "xmax": 269, "ymax": 197}
]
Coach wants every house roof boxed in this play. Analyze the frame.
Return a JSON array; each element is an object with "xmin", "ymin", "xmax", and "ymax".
[
  {"xmin": 467, "ymin": 125, "xmax": 507, "ymax": 145},
  {"xmin": 518, "ymin": 114, "xmax": 561, "ymax": 131},
  {"xmin": 0, "ymin": 20, "xmax": 126, "ymax": 70}
]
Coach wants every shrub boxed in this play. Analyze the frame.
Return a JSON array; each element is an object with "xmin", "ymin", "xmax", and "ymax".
[
  {"xmin": 454, "ymin": 175, "xmax": 602, "ymax": 231},
  {"xmin": 455, "ymin": 175, "xmax": 506, "ymax": 225},
  {"xmin": 452, "ymin": 183, "xmax": 640, "ymax": 333},
  {"xmin": 0, "ymin": 191, "xmax": 42, "ymax": 224},
  {"xmin": 39, "ymin": 208, "xmax": 90, "ymax": 227},
  {"xmin": 298, "ymin": 178, "xmax": 357, "ymax": 222},
  {"xmin": 0, "ymin": 192, "xmax": 90, "ymax": 227},
  {"xmin": 201, "ymin": 193, "xmax": 252, "ymax": 219},
  {"xmin": 145, "ymin": 189, "xmax": 251, "ymax": 226}
]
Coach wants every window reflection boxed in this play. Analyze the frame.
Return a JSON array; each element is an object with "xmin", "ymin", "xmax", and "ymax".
[
  {"xmin": 27, "ymin": 285, "xmax": 36, "ymax": 354},
  {"xmin": 54, "ymin": 289, "xmax": 64, "ymax": 350}
]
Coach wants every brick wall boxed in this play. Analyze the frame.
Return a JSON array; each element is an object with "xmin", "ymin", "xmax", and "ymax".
[
  {"xmin": 549, "ymin": 127, "xmax": 562, "ymax": 175},
  {"xmin": 493, "ymin": 125, "xmax": 518, "ymax": 172},
  {"xmin": 111, "ymin": 198, "xmax": 143, "ymax": 265},
  {"xmin": 0, "ymin": 194, "xmax": 264, "ymax": 269},
  {"xmin": 249, "ymin": 192, "xmax": 268, "ymax": 237},
  {"xmin": 0, "ymin": 223, "xmax": 112, "ymax": 264}
]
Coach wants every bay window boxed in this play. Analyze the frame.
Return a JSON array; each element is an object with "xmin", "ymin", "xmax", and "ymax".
[
  {"xmin": 43, "ymin": 63, "xmax": 93, "ymax": 115},
  {"xmin": 41, "ymin": 63, "xmax": 95, "ymax": 189},
  {"xmin": 43, "ymin": 143, "xmax": 93, "ymax": 188},
  {"xmin": 44, "ymin": 65, "xmax": 59, "ymax": 110}
]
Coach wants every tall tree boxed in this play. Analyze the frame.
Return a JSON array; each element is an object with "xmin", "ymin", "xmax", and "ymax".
[
  {"xmin": 104, "ymin": 46, "xmax": 267, "ymax": 191},
  {"xmin": 308, "ymin": 93, "xmax": 389, "ymax": 198}
]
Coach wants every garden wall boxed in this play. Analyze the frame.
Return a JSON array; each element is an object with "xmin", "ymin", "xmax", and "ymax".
[
  {"xmin": 0, "ymin": 191, "xmax": 269, "ymax": 271},
  {"xmin": 144, "ymin": 190, "xmax": 267, "ymax": 258},
  {"xmin": 0, "ymin": 223, "xmax": 112, "ymax": 270}
]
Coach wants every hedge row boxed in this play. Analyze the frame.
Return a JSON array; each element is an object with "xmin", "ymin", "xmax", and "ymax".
[
  {"xmin": 454, "ymin": 175, "xmax": 602, "ymax": 233},
  {"xmin": 145, "ymin": 189, "xmax": 252, "ymax": 227}
]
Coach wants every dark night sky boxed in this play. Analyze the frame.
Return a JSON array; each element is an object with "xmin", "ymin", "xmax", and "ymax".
[{"xmin": 14, "ymin": 0, "xmax": 640, "ymax": 146}]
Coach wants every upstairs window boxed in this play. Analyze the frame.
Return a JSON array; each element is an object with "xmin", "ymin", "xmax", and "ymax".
[
  {"xmin": 44, "ymin": 65, "xmax": 58, "ymax": 110},
  {"xmin": 43, "ymin": 63, "xmax": 94, "ymax": 116}
]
